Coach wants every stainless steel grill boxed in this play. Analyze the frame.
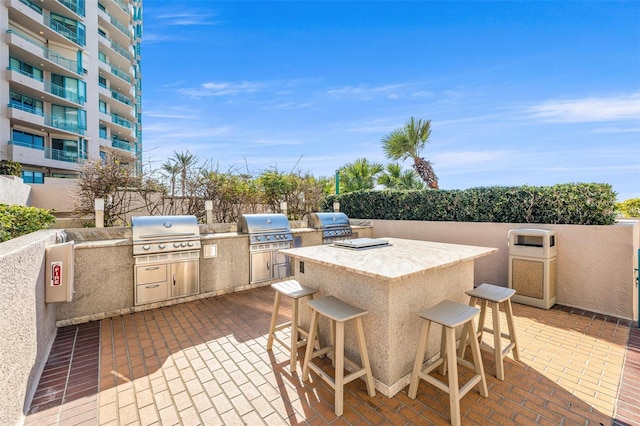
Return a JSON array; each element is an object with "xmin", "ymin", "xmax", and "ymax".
[
  {"xmin": 131, "ymin": 215, "xmax": 201, "ymax": 305},
  {"xmin": 308, "ymin": 212, "xmax": 354, "ymax": 244},
  {"xmin": 238, "ymin": 213, "xmax": 292, "ymax": 284},
  {"xmin": 132, "ymin": 215, "xmax": 201, "ymax": 256}
]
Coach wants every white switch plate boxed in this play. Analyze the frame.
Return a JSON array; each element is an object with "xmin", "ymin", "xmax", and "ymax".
[{"xmin": 204, "ymin": 244, "xmax": 217, "ymax": 258}]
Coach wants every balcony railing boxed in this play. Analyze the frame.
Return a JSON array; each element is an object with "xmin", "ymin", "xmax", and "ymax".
[
  {"xmin": 8, "ymin": 139, "xmax": 45, "ymax": 151},
  {"xmin": 9, "ymin": 102, "xmax": 44, "ymax": 116},
  {"xmin": 110, "ymin": 39, "xmax": 131, "ymax": 60},
  {"xmin": 113, "ymin": 0, "xmax": 129, "ymax": 14},
  {"xmin": 111, "ymin": 90, "xmax": 132, "ymax": 106},
  {"xmin": 9, "ymin": 67, "xmax": 83, "ymax": 104},
  {"xmin": 19, "ymin": 0, "xmax": 42, "ymax": 14},
  {"xmin": 108, "ymin": 13, "xmax": 130, "ymax": 37},
  {"xmin": 7, "ymin": 30, "xmax": 81, "ymax": 75},
  {"xmin": 112, "ymin": 139, "xmax": 133, "ymax": 152},
  {"xmin": 8, "ymin": 103, "xmax": 85, "ymax": 135},
  {"xmin": 6, "ymin": 66, "xmax": 44, "ymax": 82},
  {"xmin": 43, "ymin": 13, "xmax": 84, "ymax": 46},
  {"xmin": 8, "ymin": 140, "xmax": 86, "ymax": 164},
  {"xmin": 46, "ymin": 146, "xmax": 87, "ymax": 163},
  {"xmin": 47, "ymin": 82, "xmax": 84, "ymax": 105},
  {"xmin": 111, "ymin": 114, "xmax": 132, "ymax": 129},
  {"xmin": 57, "ymin": 0, "xmax": 85, "ymax": 17},
  {"xmin": 110, "ymin": 66, "xmax": 132, "ymax": 84}
]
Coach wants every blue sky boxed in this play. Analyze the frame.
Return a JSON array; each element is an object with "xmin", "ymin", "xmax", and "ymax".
[{"xmin": 140, "ymin": 1, "xmax": 640, "ymax": 201}]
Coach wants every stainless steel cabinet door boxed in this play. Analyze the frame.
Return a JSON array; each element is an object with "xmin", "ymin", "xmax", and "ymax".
[
  {"xmin": 170, "ymin": 260, "xmax": 199, "ymax": 298},
  {"xmin": 250, "ymin": 251, "xmax": 272, "ymax": 283}
]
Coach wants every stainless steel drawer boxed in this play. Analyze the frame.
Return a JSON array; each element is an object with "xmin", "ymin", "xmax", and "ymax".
[
  {"xmin": 136, "ymin": 281, "xmax": 168, "ymax": 305},
  {"xmin": 135, "ymin": 264, "xmax": 167, "ymax": 285}
]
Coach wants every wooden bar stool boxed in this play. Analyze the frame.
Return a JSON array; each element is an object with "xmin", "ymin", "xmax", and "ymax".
[
  {"xmin": 302, "ymin": 296, "xmax": 376, "ymax": 416},
  {"xmin": 458, "ymin": 283, "xmax": 520, "ymax": 380},
  {"xmin": 408, "ymin": 300, "xmax": 488, "ymax": 426},
  {"xmin": 267, "ymin": 280, "xmax": 318, "ymax": 373}
]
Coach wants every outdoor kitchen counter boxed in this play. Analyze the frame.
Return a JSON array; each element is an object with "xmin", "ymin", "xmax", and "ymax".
[{"xmin": 279, "ymin": 237, "xmax": 497, "ymax": 397}]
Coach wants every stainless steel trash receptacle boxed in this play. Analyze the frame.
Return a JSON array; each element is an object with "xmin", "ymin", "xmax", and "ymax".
[{"xmin": 508, "ymin": 229, "xmax": 557, "ymax": 309}]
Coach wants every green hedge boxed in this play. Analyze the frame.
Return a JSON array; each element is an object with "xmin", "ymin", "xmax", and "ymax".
[
  {"xmin": 0, "ymin": 204, "xmax": 56, "ymax": 242},
  {"xmin": 321, "ymin": 183, "xmax": 617, "ymax": 225}
]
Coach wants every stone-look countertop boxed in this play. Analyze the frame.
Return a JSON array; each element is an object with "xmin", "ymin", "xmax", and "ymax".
[{"xmin": 280, "ymin": 237, "xmax": 497, "ymax": 282}]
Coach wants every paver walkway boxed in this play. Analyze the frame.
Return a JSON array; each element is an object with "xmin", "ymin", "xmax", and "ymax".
[{"xmin": 25, "ymin": 286, "xmax": 639, "ymax": 425}]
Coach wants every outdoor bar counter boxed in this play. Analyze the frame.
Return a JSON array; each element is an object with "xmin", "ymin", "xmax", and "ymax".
[{"xmin": 279, "ymin": 237, "xmax": 497, "ymax": 397}]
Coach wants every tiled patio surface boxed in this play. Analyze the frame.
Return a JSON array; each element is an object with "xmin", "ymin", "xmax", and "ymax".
[{"xmin": 25, "ymin": 285, "xmax": 640, "ymax": 425}]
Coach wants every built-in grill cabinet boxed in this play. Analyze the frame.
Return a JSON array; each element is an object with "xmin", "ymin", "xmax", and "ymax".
[
  {"xmin": 238, "ymin": 213, "xmax": 293, "ymax": 284},
  {"xmin": 132, "ymin": 215, "xmax": 201, "ymax": 305}
]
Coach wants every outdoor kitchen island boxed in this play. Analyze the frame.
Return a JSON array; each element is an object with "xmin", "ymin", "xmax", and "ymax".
[{"xmin": 279, "ymin": 237, "xmax": 497, "ymax": 397}]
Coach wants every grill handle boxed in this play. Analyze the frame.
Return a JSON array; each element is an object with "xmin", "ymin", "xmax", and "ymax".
[{"xmin": 137, "ymin": 232, "xmax": 197, "ymax": 239}]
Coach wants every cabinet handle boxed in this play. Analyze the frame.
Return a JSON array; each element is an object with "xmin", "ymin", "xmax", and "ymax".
[
  {"xmin": 173, "ymin": 274, "xmax": 176, "ymax": 286},
  {"xmin": 267, "ymin": 260, "xmax": 271, "ymax": 270},
  {"xmin": 145, "ymin": 266, "xmax": 160, "ymax": 270},
  {"xmin": 145, "ymin": 284, "xmax": 160, "ymax": 288}
]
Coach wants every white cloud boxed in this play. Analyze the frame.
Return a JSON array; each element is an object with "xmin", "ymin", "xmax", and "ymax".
[
  {"xmin": 179, "ymin": 81, "xmax": 262, "ymax": 98},
  {"xmin": 590, "ymin": 126, "xmax": 640, "ymax": 134},
  {"xmin": 527, "ymin": 93, "xmax": 640, "ymax": 123},
  {"xmin": 263, "ymin": 101, "xmax": 314, "ymax": 111},
  {"xmin": 327, "ymin": 83, "xmax": 412, "ymax": 99},
  {"xmin": 155, "ymin": 11, "xmax": 221, "ymax": 26}
]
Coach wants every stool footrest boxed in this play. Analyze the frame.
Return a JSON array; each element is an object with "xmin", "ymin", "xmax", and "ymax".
[
  {"xmin": 310, "ymin": 346, "xmax": 333, "ymax": 359},
  {"xmin": 501, "ymin": 342, "xmax": 516, "ymax": 357},
  {"xmin": 458, "ymin": 375, "xmax": 483, "ymax": 400},
  {"xmin": 419, "ymin": 371, "xmax": 450, "ymax": 394},
  {"xmin": 274, "ymin": 321, "xmax": 292, "ymax": 332}
]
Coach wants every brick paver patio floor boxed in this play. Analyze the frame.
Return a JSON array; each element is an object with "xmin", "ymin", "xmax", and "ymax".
[{"xmin": 24, "ymin": 285, "xmax": 640, "ymax": 425}]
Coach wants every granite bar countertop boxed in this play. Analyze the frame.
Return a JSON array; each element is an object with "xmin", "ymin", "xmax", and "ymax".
[{"xmin": 279, "ymin": 237, "xmax": 497, "ymax": 282}]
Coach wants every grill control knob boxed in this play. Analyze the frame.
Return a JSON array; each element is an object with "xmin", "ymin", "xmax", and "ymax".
[
  {"xmin": 159, "ymin": 244, "xmax": 166, "ymax": 249},
  {"xmin": 143, "ymin": 245, "xmax": 150, "ymax": 250},
  {"xmin": 181, "ymin": 242, "xmax": 187, "ymax": 247},
  {"xmin": 174, "ymin": 242, "xmax": 180, "ymax": 248},
  {"xmin": 187, "ymin": 242, "xmax": 194, "ymax": 247}
]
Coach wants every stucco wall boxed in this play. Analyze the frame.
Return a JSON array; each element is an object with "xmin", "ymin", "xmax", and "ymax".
[
  {"xmin": 29, "ymin": 177, "xmax": 79, "ymax": 214},
  {"xmin": 0, "ymin": 230, "xmax": 59, "ymax": 426},
  {"xmin": 0, "ymin": 175, "xmax": 31, "ymax": 205},
  {"xmin": 371, "ymin": 219, "xmax": 639, "ymax": 321}
]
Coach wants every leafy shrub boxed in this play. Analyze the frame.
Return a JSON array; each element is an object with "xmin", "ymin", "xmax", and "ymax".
[
  {"xmin": 615, "ymin": 198, "xmax": 640, "ymax": 218},
  {"xmin": 0, "ymin": 160, "xmax": 22, "ymax": 177},
  {"xmin": 0, "ymin": 204, "xmax": 56, "ymax": 242},
  {"xmin": 321, "ymin": 183, "xmax": 617, "ymax": 225}
]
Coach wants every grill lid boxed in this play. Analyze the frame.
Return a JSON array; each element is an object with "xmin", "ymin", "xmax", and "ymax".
[
  {"xmin": 132, "ymin": 215, "xmax": 200, "ymax": 242},
  {"xmin": 308, "ymin": 212, "xmax": 351, "ymax": 230},
  {"xmin": 238, "ymin": 213, "xmax": 291, "ymax": 235}
]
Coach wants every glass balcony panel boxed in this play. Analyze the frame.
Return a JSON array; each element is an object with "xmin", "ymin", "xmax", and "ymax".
[
  {"xmin": 112, "ymin": 139, "xmax": 133, "ymax": 151},
  {"xmin": 57, "ymin": 0, "xmax": 85, "ymax": 17},
  {"xmin": 19, "ymin": 0, "xmax": 43, "ymax": 14}
]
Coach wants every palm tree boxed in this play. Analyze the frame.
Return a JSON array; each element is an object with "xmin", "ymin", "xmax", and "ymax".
[
  {"xmin": 171, "ymin": 150, "xmax": 196, "ymax": 196},
  {"xmin": 381, "ymin": 117, "xmax": 439, "ymax": 189},
  {"xmin": 161, "ymin": 161, "xmax": 181, "ymax": 196},
  {"xmin": 338, "ymin": 158, "xmax": 384, "ymax": 192},
  {"xmin": 378, "ymin": 163, "xmax": 425, "ymax": 190}
]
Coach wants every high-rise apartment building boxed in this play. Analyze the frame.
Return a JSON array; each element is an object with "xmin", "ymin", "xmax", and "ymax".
[{"xmin": 1, "ymin": 0, "xmax": 142, "ymax": 183}]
